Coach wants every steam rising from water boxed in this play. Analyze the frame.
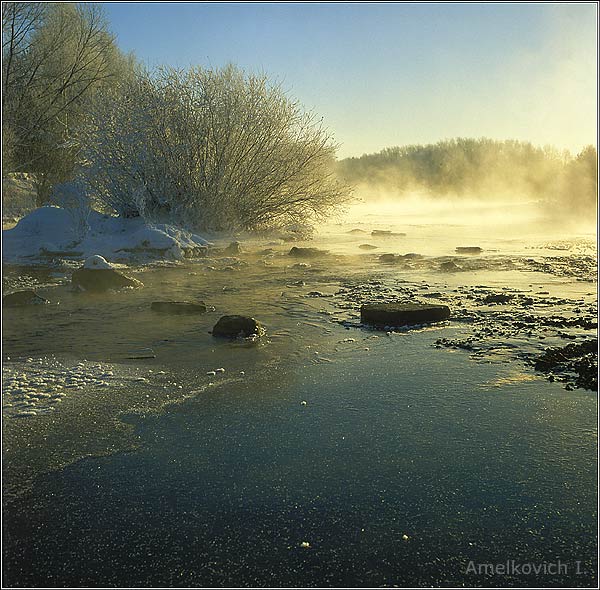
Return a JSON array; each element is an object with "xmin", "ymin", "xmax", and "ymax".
[{"xmin": 329, "ymin": 190, "xmax": 597, "ymax": 240}]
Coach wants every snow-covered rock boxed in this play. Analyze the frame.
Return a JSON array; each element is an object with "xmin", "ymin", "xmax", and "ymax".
[
  {"xmin": 3, "ymin": 206, "xmax": 212, "ymax": 265},
  {"xmin": 83, "ymin": 255, "xmax": 113, "ymax": 269}
]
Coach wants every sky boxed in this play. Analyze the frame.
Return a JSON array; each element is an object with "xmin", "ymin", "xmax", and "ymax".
[{"xmin": 102, "ymin": 2, "xmax": 598, "ymax": 159}]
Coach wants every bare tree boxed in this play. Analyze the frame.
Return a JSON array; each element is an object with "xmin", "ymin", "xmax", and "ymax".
[
  {"xmin": 79, "ymin": 65, "xmax": 351, "ymax": 231},
  {"xmin": 2, "ymin": 2, "xmax": 134, "ymax": 203}
]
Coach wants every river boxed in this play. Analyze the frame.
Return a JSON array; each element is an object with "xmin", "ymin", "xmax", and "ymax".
[{"xmin": 2, "ymin": 198, "xmax": 597, "ymax": 587}]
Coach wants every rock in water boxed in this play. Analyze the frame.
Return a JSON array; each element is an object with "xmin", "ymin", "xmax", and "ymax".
[
  {"xmin": 151, "ymin": 301, "xmax": 207, "ymax": 314},
  {"xmin": 83, "ymin": 255, "xmax": 113, "ymax": 269},
  {"xmin": 360, "ymin": 303, "xmax": 451, "ymax": 326},
  {"xmin": 371, "ymin": 230, "xmax": 407, "ymax": 237},
  {"xmin": 482, "ymin": 293, "xmax": 513, "ymax": 304},
  {"xmin": 3, "ymin": 290, "xmax": 49, "ymax": 306},
  {"xmin": 288, "ymin": 246, "xmax": 329, "ymax": 258},
  {"xmin": 212, "ymin": 315, "xmax": 265, "ymax": 338},
  {"xmin": 440, "ymin": 260, "xmax": 462, "ymax": 272},
  {"xmin": 456, "ymin": 246, "xmax": 482, "ymax": 254},
  {"xmin": 223, "ymin": 241, "xmax": 242, "ymax": 255},
  {"xmin": 72, "ymin": 268, "xmax": 143, "ymax": 292},
  {"xmin": 379, "ymin": 254, "xmax": 398, "ymax": 263},
  {"xmin": 359, "ymin": 244, "xmax": 378, "ymax": 250}
]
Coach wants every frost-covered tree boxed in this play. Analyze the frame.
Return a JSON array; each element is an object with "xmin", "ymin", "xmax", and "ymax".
[
  {"xmin": 2, "ymin": 2, "xmax": 136, "ymax": 203},
  {"xmin": 78, "ymin": 65, "xmax": 350, "ymax": 231}
]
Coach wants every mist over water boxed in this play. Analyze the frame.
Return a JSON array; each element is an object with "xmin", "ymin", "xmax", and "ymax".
[{"xmin": 315, "ymin": 191, "xmax": 597, "ymax": 261}]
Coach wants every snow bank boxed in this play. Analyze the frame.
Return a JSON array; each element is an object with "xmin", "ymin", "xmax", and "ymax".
[{"xmin": 2, "ymin": 206, "xmax": 212, "ymax": 265}]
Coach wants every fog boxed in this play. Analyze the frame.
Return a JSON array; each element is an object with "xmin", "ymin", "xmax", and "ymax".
[
  {"xmin": 341, "ymin": 188, "xmax": 596, "ymax": 239},
  {"xmin": 336, "ymin": 139, "xmax": 597, "ymax": 233}
]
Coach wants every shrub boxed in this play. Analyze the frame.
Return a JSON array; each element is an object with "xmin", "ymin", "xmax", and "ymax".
[{"xmin": 78, "ymin": 65, "xmax": 350, "ymax": 231}]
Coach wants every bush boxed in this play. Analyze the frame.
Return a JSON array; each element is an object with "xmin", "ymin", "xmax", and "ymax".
[{"xmin": 78, "ymin": 65, "xmax": 350, "ymax": 231}]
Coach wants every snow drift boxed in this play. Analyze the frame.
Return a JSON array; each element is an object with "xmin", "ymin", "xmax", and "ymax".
[{"xmin": 2, "ymin": 206, "xmax": 211, "ymax": 265}]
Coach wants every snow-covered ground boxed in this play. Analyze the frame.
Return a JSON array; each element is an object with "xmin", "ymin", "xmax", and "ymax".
[{"xmin": 2, "ymin": 206, "xmax": 212, "ymax": 265}]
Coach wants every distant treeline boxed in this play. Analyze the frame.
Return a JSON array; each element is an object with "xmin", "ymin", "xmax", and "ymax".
[{"xmin": 337, "ymin": 138, "xmax": 597, "ymax": 213}]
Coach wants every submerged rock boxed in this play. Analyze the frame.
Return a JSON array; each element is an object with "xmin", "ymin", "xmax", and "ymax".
[
  {"xmin": 361, "ymin": 302, "xmax": 451, "ymax": 326},
  {"xmin": 3, "ymin": 290, "xmax": 49, "ymax": 307},
  {"xmin": 348, "ymin": 228, "xmax": 366, "ymax": 234},
  {"xmin": 288, "ymin": 246, "xmax": 329, "ymax": 258},
  {"xmin": 151, "ymin": 301, "xmax": 207, "ymax": 314},
  {"xmin": 72, "ymin": 268, "xmax": 143, "ymax": 292},
  {"xmin": 212, "ymin": 315, "xmax": 265, "ymax": 338},
  {"xmin": 359, "ymin": 244, "xmax": 378, "ymax": 250},
  {"xmin": 440, "ymin": 260, "xmax": 462, "ymax": 272},
  {"xmin": 126, "ymin": 348, "xmax": 156, "ymax": 359},
  {"xmin": 456, "ymin": 246, "xmax": 482, "ymax": 254}
]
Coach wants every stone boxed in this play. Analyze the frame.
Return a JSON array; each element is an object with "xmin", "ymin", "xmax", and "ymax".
[
  {"xmin": 359, "ymin": 244, "xmax": 378, "ymax": 250},
  {"xmin": 126, "ymin": 348, "xmax": 156, "ymax": 359},
  {"xmin": 83, "ymin": 255, "xmax": 113, "ymax": 269},
  {"xmin": 212, "ymin": 315, "xmax": 265, "ymax": 338},
  {"xmin": 288, "ymin": 246, "xmax": 328, "ymax": 258},
  {"xmin": 456, "ymin": 246, "xmax": 482, "ymax": 254},
  {"xmin": 360, "ymin": 303, "xmax": 451, "ymax": 326},
  {"xmin": 482, "ymin": 293, "xmax": 513, "ymax": 304},
  {"xmin": 379, "ymin": 254, "xmax": 398, "ymax": 263},
  {"xmin": 371, "ymin": 230, "xmax": 406, "ymax": 237},
  {"xmin": 223, "ymin": 241, "xmax": 242, "ymax": 255},
  {"xmin": 151, "ymin": 301, "xmax": 207, "ymax": 314},
  {"xmin": 440, "ymin": 260, "xmax": 461, "ymax": 272},
  {"xmin": 72, "ymin": 268, "xmax": 143, "ymax": 292},
  {"xmin": 348, "ymin": 229, "xmax": 366, "ymax": 234},
  {"xmin": 3, "ymin": 290, "xmax": 49, "ymax": 306}
]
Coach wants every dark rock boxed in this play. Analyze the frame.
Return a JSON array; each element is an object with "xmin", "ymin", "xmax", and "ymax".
[
  {"xmin": 288, "ymin": 246, "xmax": 329, "ymax": 258},
  {"xmin": 72, "ymin": 268, "xmax": 143, "ymax": 292},
  {"xmin": 212, "ymin": 315, "xmax": 265, "ymax": 338},
  {"xmin": 456, "ymin": 246, "xmax": 482, "ymax": 254},
  {"xmin": 533, "ymin": 339, "xmax": 597, "ymax": 391},
  {"xmin": 151, "ymin": 301, "xmax": 207, "ymax": 314},
  {"xmin": 3, "ymin": 290, "xmax": 49, "ymax": 307},
  {"xmin": 359, "ymin": 244, "xmax": 378, "ymax": 250},
  {"xmin": 223, "ymin": 241, "xmax": 242, "ymax": 255},
  {"xmin": 482, "ymin": 293, "xmax": 513, "ymax": 304},
  {"xmin": 379, "ymin": 254, "xmax": 398, "ymax": 263},
  {"xmin": 371, "ymin": 230, "xmax": 406, "ymax": 237},
  {"xmin": 435, "ymin": 337, "xmax": 475, "ymax": 351},
  {"xmin": 440, "ymin": 260, "xmax": 462, "ymax": 272},
  {"xmin": 361, "ymin": 303, "xmax": 451, "ymax": 326}
]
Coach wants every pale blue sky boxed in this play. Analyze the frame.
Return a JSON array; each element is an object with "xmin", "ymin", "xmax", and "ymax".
[{"xmin": 103, "ymin": 2, "xmax": 597, "ymax": 158}]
